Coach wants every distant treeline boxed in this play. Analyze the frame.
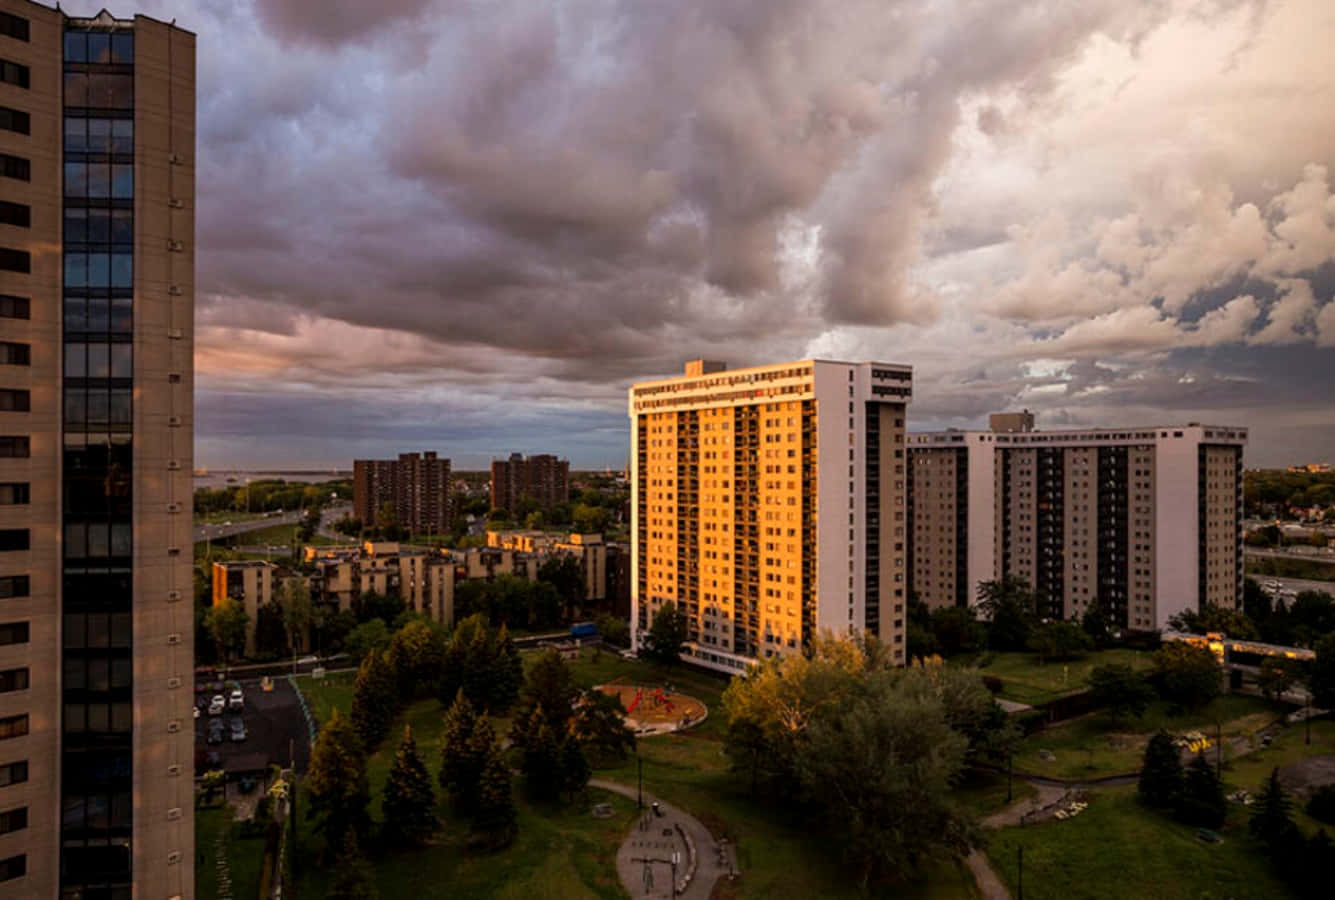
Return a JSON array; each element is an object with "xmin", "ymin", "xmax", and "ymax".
[
  {"xmin": 1245, "ymin": 470, "xmax": 1335, "ymax": 516},
  {"xmin": 193, "ymin": 479, "xmax": 350, "ymax": 515}
]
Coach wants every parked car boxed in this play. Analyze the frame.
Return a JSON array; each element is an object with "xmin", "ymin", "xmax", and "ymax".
[
  {"xmin": 228, "ymin": 688, "xmax": 244, "ymax": 711},
  {"xmin": 207, "ymin": 720, "xmax": 225, "ymax": 745},
  {"xmin": 208, "ymin": 695, "xmax": 225, "ymax": 716},
  {"xmin": 228, "ymin": 718, "xmax": 246, "ymax": 743}
]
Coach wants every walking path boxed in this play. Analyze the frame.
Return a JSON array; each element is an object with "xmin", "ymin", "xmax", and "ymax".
[{"xmin": 590, "ymin": 778, "xmax": 736, "ymax": 900}]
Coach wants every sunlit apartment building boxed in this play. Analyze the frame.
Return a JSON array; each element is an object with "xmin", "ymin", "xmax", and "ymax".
[
  {"xmin": 0, "ymin": 3, "xmax": 195, "ymax": 896},
  {"xmin": 907, "ymin": 415, "xmax": 1247, "ymax": 631},
  {"xmin": 630, "ymin": 359, "xmax": 912, "ymax": 674}
]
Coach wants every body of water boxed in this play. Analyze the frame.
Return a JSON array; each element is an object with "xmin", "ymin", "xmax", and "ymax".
[{"xmin": 192, "ymin": 470, "xmax": 351, "ymax": 490}]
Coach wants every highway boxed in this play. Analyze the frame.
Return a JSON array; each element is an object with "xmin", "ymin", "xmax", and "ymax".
[
  {"xmin": 1246, "ymin": 546, "xmax": 1335, "ymax": 564},
  {"xmin": 193, "ymin": 503, "xmax": 352, "ymax": 545}
]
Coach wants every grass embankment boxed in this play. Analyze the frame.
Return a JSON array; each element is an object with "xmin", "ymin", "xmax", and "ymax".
[
  {"xmin": 196, "ymin": 804, "xmax": 267, "ymax": 900},
  {"xmin": 987, "ymin": 785, "xmax": 1293, "ymax": 900},
  {"xmin": 962, "ymin": 649, "xmax": 1153, "ymax": 706},
  {"xmin": 1246, "ymin": 556, "xmax": 1335, "ymax": 582},
  {"xmin": 1014, "ymin": 695, "xmax": 1281, "ymax": 779},
  {"xmin": 294, "ymin": 649, "xmax": 981, "ymax": 899},
  {"xmin": 1223, "ymin": 718, "xmax": 1335, "ymax": 834}
]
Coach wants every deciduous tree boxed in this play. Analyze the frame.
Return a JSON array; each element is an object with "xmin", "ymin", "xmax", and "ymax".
[
  {"xmin": 1152, "ymin": 642, "xmax": 1221, "ymax": 710},
  {"xmin": 642, "ymin": 601, "xmax": 687, "ymax": 665},
  {"xmin": 573, "ymin": 689, "xmax": 636, "ymax": 765},
  {"xmin": 1088, "ymin": 664, "xmax": 1154, "ymax": 723}
]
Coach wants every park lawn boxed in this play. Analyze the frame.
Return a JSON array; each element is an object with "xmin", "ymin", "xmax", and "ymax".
[
  {"xmin": 196, "ymin": 804, "xmax": 268, "ymax": 900},
  {"xmin": 953, "ymin": 770, "xmax": 1038, "ymax": 818},
  {"xmin": 1222, "ymin": 718, "xmax": 1335, "ymax": 833},
  {"xmin": 1014, "ymin": 695, "xmax": 1282, "ymax": 779},
  {"xmin": 987, "ymin": 785, "xmax": 1292, "ymax": 900},
  {"xmin": 965, "ymin": 649, "xmax": 1153, "ymax": 705}
]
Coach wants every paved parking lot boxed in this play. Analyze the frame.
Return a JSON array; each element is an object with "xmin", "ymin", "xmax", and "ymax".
[{"xmin": 195, "ymin": 677, "xmax": 311, "ymax": 775}]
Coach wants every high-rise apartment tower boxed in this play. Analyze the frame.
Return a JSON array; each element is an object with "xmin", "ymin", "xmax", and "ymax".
[
  {"xmin": 489, "ymin": 452, "xmax": 570, "ymax": 514},
  {"xmin": 0, "ymin": 3, "xmax": 195, "ymax": 896},
  {"xmin": 907, "ymin": 420, "xmax": 1246, "ymax": 630},
  {"xmin": 630, "ymin": 359, "xmax": 912, "ymax": 674},
  {"xmin": 353, "ymin": 451, "xmax": 452, "ymax": 536}
]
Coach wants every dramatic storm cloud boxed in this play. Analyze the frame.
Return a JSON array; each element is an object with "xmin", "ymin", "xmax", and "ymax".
[{"xmin": 122, "ymin": 0, "xmax": 1335, "ymax": 467}]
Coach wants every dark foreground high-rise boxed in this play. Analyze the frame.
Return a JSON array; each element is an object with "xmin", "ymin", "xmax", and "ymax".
[{"xmin": 0, "ymin": 3, "xmax": 195, "ymax": 896}]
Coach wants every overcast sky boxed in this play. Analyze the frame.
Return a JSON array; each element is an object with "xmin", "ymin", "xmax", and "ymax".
[{"xmin": 122, "ymin": 0, "xmax": 1334, "ymax": 469}]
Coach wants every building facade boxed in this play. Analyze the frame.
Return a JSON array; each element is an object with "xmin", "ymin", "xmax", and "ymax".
[
  {"xmin": 907, "ymin": 420, "xmax": 1247, "ymax": 630},
  {"xmin": 304, "ymin": 542, "xmax": 455, "ymax": 626},
  {"xmin": 0, "ymin": 3, "xmax": 195, "ymax": 895},
  {"xmin": 211, "ymin": 560, "xmax": 274, "ymax": 658},
  {"xmin": 489, "ymin": 452, "xmax": 570, "ymax": 514},
  {"xmin": 352, "ymin": 451, "xmax": 452, "ymax": 536},
  {"xmin": 630, "ymin": 359, "xmax": 912, "ymax": 675}
]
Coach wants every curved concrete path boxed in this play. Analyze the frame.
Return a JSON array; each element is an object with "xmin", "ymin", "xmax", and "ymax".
[{"xmin": 590, "ymin": 778, "xmax": 735, "ymax": 900}]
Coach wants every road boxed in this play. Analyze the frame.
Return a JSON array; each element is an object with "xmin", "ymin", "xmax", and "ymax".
[
  {"xmin": 1246, "ymin": 547, "xmax": 1335, "ymax": 564},
  {"xmin": 1260, "ymin": 576, "xmax": 1335, "ymax": 595},
  {"xmin": 193, "ymin": 503, "xmax": 352, "ymax": 545}
]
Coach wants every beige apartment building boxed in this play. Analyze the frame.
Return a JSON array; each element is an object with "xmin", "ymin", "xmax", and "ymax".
[
  {"xmin": 0, "ymin": 3, "xmax": 194, "ymax": 896},
  {"xmin": 304, "ymin": 542, "xmax": 455, "ymax": 626},
  {"xmin": 485, "ymin": 529, "xmax": 608, "ymax": 603},
  {"xmin": 630, "ymin": 359, "xmax": 912, "ymax": 674},
  {"xmin": 907, "ymin": 418, "xmax": 1246, "ymax": 630},
  {"xmin": 211, "ymin": 561, "xmax": 275, "ymax": 658}
]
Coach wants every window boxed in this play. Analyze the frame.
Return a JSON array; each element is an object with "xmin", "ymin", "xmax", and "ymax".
[
  {"xmin": 0, "ymin": 60, "xmax": 26, "ymax": 89},
  {"xmin": 0, "ymin": 438, "xmax": 27, "ymax": 458},
  {"xmin": 0, "ymin": 202, "xmax": 27, "ymax": 228},
  {"xmin": 0, "ymin": 154, "xmax": 26, "ymax": 182},
  {"xmin": 0, "ymin": 343, "xmax": 28, "ymax": 366},
  {"xmin": 0, "ymin": 107, "xmax": 27, "ymax": 135},
  {"xmin": 0, "ymin": 485, "xmax": 26, "ymax": 505},
  {"xmin": 0, "ymin": 12, "xmax": 28, "ymax": 42},
  {"xmin": 0, "ymin": 296, "xmax": 25, "ymax": 320},
  {"xmin": 0, "ymin": 854, "xmax": 22, "ymax": 882},
  {"xmin": 0, "ymin": 577, "xmax": 28, "ymax": 599},
  {"xmin": 0, "ymin": 716, "xmax": 26, "ymax": 741},
  {"xmin": 0, "ymin": 670, "xmax": 25, "ymax": 694},
  {"xmin": 0, "ymin": 249, "xmax": 29, "ymax": 273},
  {"xmin": 0, "ymin": 391, "xmax": 29, "ymax": 412},
  {"xmin": 0, "ymin": 807, "xmax": 24, "ymax": 835},
  {"xmin": 0, "ymin": 532, "xmax": 26, "ymax": 552},
  {"xmin": 0, "ymin": 623, "xmax": 27, "ymax": 645},
  {"xmin": 0, "ymin": 761, "xmax": 26, "ymax": 788}
]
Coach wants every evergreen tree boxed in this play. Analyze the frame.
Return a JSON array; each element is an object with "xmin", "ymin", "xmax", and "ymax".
[
  {"xmin": 559, "ymin": 736, "xmax": 591, "ymax": 801},
  {"xmin": 327, "ymin": 830, "xmax": 378, "ymax": 900},
  {"xmin": 349, "ymin": 650, "xmax": 399, "ymax": 751},
  {"xmin": 386, "ymin": 619, "xmax": 447, "ymax": 701},
  {"xmin": 512, "ymin": 649, "xmax": 577, "ymax": 748},
  {"xmin": 382, "ymin": 725, "xmax": 437, "ymax": 846},
  {"xmin": 1138, "ymin": 730, "xmax": 1184, "ymax": 809},
  {"xmin": 489, "ymin": 624, "xmax": 523, "ymax": 711},
  {"xmin": 471, "ymin": 739, "xmax": 518, "ymax": 850},
  {"xmin": 1250, "ymin": 767, "xmax": 1299, "ymax": 854},
  {"xmin": 520, "ymin": 706, "xmax": 563, "ymax": 803},
  {"xmin": 573, "ymin": 688, "xmax": 636, "ymax": 765},
  {"xmin": 1175, "ymin": 754, "xmax": 1225, "ymax": 828},
  {"xmin": 439, "ymin": 690, "xmax": 491, "ymax": 816},
  {"xmin": 306, "ymin": 709, "xmax": 371, "ymax": 857}
]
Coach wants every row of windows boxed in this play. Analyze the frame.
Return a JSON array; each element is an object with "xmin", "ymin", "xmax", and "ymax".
[
  {"xmin": 0, "ymin": 761, "xmax": 26, "ymax": 787},
  {"xmin": 64, "ymin": 296, "xmax": 133, "ymax": 334},
  {"xmin": 0, "ymin": 342, "xmax": 27, "ymax": 366},
  {"xmin": 0, "ymin": 854, "xmax": 22, "ymax": 883},
  {"xmin": 0, "ymin": 577, "xmax": 27, "ymax": 599},
  {"xmin": 0, "ymin": 669, "xmax": 26, "ymax": 693},
  {"xmin": 64, "ymin": 252, "xmax": 133, "ymax": 288},
  {"xmin": 62, "ymin": 72, "xmax": 133, "ymax": 109},
  {"xmin": 0, "ymin": 622, "xmax": 27, "ymax": 646},
  {"xmin": 65, "ymin": 30, "xmax": 134, "ymax": 64},
  {"xmin": 65, "ymin": 116, "xmax": 133, "ymax": 155},
  {"xmin": 0, "ymin": 437, "xmax": 27, "ymax": 458},
  {"xmin": 0, "ymin": 152, "xmax": 26, "ymax": 182},
  {"xmin": 0, "ymin": 484, "xmax": 27, "ymax": 505},
  {"xmin": 64, "ymin": 162, "xmax": 134, "ymax": 200},
  {"xmin": 0, "ymin": 201, "xmax": 27, "ymax": 228},
  {"xmin": 0, "ymin": 58, "xmax": 26, "ymax": 89},
  {"xmin": 65, "ymin": 207, "xmax": 133, "ymax": 245},
  {"xmin": 64, "ymin": 387, "xmax": 133, "ymax": 426},
  {"xmin": 0, "ymin": 715, "xmax": 25, "ymax": 740},
  {"xmin": 65, "ymin": 342, "xmax": 132, "ymax": 379},
  {"xmin": 0, "ymin": 531, "xmax": 27, "ymax": 552},
  {"xmin": 0, "ymin": 295, "xmax": 26, "ymax": 319},
  {"xmin": 0, "ymin": 106, "xmax": 27, "ymax": 135},
  {"xmin": 0, "ymin": 806, "xmax": 25, "ymax": 835},
  {"xmin": 0, "ymin": 248, "xmax": 29, "ymax": 273},
  {"xmin": 63, "ymin": 657, "xmax": 132, "ymax": 692},
  {"xmin": 64, "ymin": 522, "xmax": 133, "ymax": 560},
  {"xmin": 0, "ymin": 11, "xmax": 29, "ymax": 42}
]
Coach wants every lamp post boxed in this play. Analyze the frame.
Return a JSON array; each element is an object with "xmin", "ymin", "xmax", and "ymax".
[
  {"xmin": 671, "ymin": 850, "xmax": 680, "ymax": 897},
  {"xmin": 1007, "ymin": 748, "xmax": 1014, "ymax": 803},
  {"xmin": 637, "ymin": 754, "xmax": 644, "ymax": 809}
]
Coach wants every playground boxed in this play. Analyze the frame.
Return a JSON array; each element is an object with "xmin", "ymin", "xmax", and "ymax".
[{"xmin": 599, "ymin": 682, "xmax": 708, "ymax": 736}]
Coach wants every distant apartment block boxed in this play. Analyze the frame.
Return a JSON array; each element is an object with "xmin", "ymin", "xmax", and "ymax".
[
  {"xmin": 486, "ymin": 529, "xmax": 608, "ymax": 603},
  {"xmin": 490, "ymin": 452, "xmax": 570, "ymax": 513},
  {"xmin": 630, "ymin": 358, "xmax": 913, "ymax": 674},
  {"xmin": 303, "ymin": 541, "xmax": 455, "ymax": 624},
  {"xmin": 907, "ymin": 418, "xmax": 1247, "ymax": 630},
  {"xmin": 353, "ymin": 450, "xmax": 452, "ymax": 535},
  {"xmin": 212, "ymin": 560, "xmax": 275, "ymax": 657}
]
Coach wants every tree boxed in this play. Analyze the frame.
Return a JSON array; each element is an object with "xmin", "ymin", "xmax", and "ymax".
[
  {"xmin": 931, "ymin": 605, "xmax": 985, "ymax": 656},
  {"xmin": 1081, "ymin": 600, "xmax": 1114, "ymax": 648},
  {"xmin": 1257, "ymin": 658, "xmax": 1298, "ymax": 704},
  {"xmin": 280, "ymin": 577, "xmax": 314, "ymax": 656},
  {"xmin": 327, "ymin": 830, "xmax": 378, "ymax": 900},
  {"xmin": 472, "ymin": 738, "xmax": 517, "ymax": 850},
  {"xmin": 1088, "ymin": 664, "xmax": 1155, "ymax": 723},
  {"xmin": 254, "ymin": 601, "xmax": 288, "ymax": 659},
  {"xmin": 594, "ymin": 613, "xmax": 630, "ymax": 648},
  {"xmin": 1026, "ymin": 620, "xmax": 1094, "ymax": 663},
  {"xmin": 976, "ymin": 577, "xmax": 1037, "ymax": 651},
  {"xmin": 573, "ymin": 688, "xmax": 636, "ymax": 765},
  {"xmin": 382, "ymin": 725, "xmax": 437, "ymax": 846},
  {"xmin": 1176, "ymin": 754, "xmax": 1226, "ymax": 828},
  {"xmin": 559, "ymin": 735, "xmax": 591, "ymax": 801},
  {"xmin": 1306, "ymin": 784, "xmax": 1335, "ymax": 825},
  {"xmin": 439, "ymin": 615, "xmax": 521, "ymax": 713},
  {"xmin": 343, "ymin": 619, "xmax": 391, "ymax": 663},
  {"xmin": 1250, "ymin": 767, "xmax": 1299, "ymax": 854},
  {"xmin": 1168, "ymin": 604, "xmax": 1259, "ymax": 640},
  {"xmin": 349, "ymin": 651, "xmax": 399, "ymax": 750},
  {"xmin": 512, "ymin": 649, "xmax": 579, "ymax": 746},
  {"xmin": 518, "ymin": 705, "xmax": 564, "ymax": 803},
  {"xmin": 1152, "ymin": 642, "xmax": 1221, "ymax": 710},
  {"xmin": 440, "ymin": 691, "xmax": 492, "ymax": 816},
  {"xmin": 642, "ymin": 601, "xmax": 687, "ymax": 666},
  {"xmin": 387, "ymin": 619, "xmax": 447, "ymax": 701},
  {"xmin": 306, "ymin": 709, "xmax": 370, "ymax": 856},
  {"xmin": 357, "ymin": 591, "xmax": 406, "ymax": 626},
  {"xmin": 1138, "ymin": 731, "xmax": 1184, "ymax": 809},
  {"xmin": 539, "ymin": 553, "xmax": 586, "ymax": 620},
  {"xmin": 333, "ymin": 515, "xmax": 363, "ymax": 538},
  {"xmin": 572, "ymin": 503, "xmax": 611, "ymax": 534},
  {"xmin": 1310, "ymin": 633, "xmax": 1335, "ymax": 708},
  {"xmin": 205, "ymin": 600, "xmax": 249, "ymax": 663}
]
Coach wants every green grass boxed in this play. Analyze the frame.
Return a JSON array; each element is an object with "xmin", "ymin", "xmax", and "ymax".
[
  {"xmin": 987, "ymin": 785, "xmax": 1293, "ymax": 900},
  {"xmin": 1246, "ymin": 556, "xmax": 1335, "ymax": 582},
  {"xmin": 963, "ymin": 649, "xmax": 1154, "ymax": 705},
  {"xmin": 1222, "ymin": 718, "xmax": 1335, "ymax": 833},
  {"xmin": 195, "ymin": 804, "xmax": 268, "ymax": 900},
  {"xmin": 1015, "ymin": 695, "xmax": 1282, "ymax": 779},
  {"xmin": 953, "ymin": 770, "xmax": 1038, "ymax": 819}
]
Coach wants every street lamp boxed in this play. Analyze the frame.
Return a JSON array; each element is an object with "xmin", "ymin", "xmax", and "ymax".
[{"xmin": 671, "ymin": 850, "xmax": 680, "ymax": 898}]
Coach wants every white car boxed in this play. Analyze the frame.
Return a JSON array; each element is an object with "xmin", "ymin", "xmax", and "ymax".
[
  {"xmin": 228, "ymin": 689, "xmax": 244, "ymax": 711},
  {"xmin": 208, "ymin": 695, "xmax": 225, "ymax": 716}
]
